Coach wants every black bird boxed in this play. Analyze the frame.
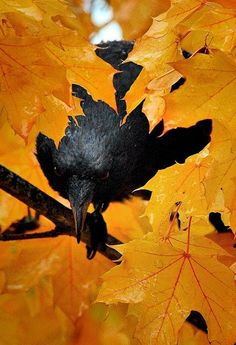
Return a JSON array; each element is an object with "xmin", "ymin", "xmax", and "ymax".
[{"xmin": 36, "ymin": 41, "xmax": 212, "ymax": 258}]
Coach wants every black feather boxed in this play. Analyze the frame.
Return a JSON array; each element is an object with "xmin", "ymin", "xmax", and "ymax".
[{"xmin": 36, "ymin": 133, "xmax": 65, "ymax": 195}]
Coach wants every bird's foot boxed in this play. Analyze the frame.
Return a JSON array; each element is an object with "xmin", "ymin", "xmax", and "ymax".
[{"xmin": 85, "ymin": 210, "xmax": 108, "ymax": 259}]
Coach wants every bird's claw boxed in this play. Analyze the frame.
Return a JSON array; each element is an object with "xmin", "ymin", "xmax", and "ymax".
[
  {"xmin": 85, "ymin": 210, "xmax": 107, "ymax": 260},
  {"xmin": 76, "ymin": 230, "xmax": 81, "ymax": 244},
  {"xmin": 86, "ymin": 246, "xmax": 97, "ymax": 260}
]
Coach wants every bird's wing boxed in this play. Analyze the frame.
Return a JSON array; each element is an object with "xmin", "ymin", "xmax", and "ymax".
[
  {"xmin": 122, "ymin": 119, "xmax": 212, "ymax": 192},
  {"xmin": 35, "ymin": 133, "xmax": 64, "ymax": 194},
  {"xmin": 148, "ymin": 119, "xmax": 212, "ymax": 171}
]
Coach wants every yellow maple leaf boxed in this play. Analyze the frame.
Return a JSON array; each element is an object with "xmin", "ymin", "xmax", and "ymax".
[
  {"xmin": 0, "ymin": 235, "xmax": 113, "ymax": 333},
  {"xmin": 211, "ymin": 0, "xmax": 236, "ymax": 10},
  {"xmin": 70, "ymin": 304, "xmax": 131, "ymax": 345},
  {"xmin": 0, "ymin": 33, "xmax": 70, "ymax": 139},
  {"xmin": 128, "ymin": 0, "xmax": 203, "ymax": 76},
  {"xmin": 45, "ymin": 33, "xmax": 116, "ymax": 108},
  {"xmin": 52, "ymin": 237, "xmax": 112, "ymax": 322},
  {"xmin": 110, "ymin": 0, "xmax": 170, "ymax": 40},
  {"xmin": 97, "ymin": 223, "xmax": 236, "ymax": 345},
  {"xmin": 181, "ymin": 2, "xmax": 236, "ymax": 54},
  {"xmin": 103, "ymin": 197, "xmax": 151, "ymax": 243},
  {"xmin": 206, "ymin": 231, "xmax": 236, "ymax": 267},
  {"xmin": 0, "ymin": 3, "xmax": 116, "ymax": 141},
  {"xmin": 203, "ymin": 123, "xmax": 236, "ymax": 231},
  {"xmin": 0, "ymin": 0, "xmax": 42, "ymax": 17},
  {"xmin": 178, "ymin": 322, "xmax": 210, "ymax": 345},
  {"xmin": 143, "ymin": 149, "xmax": 212, "ymax": 235},
  {"xmin": 164, "ymin": 50, "xmax": 236, "ymax": 134},
  {"xmin": 0, "ymin": 111, "xmax": 59, "ymax": 229},
  {"xmin": 124, "ymin": 0, "xmax": 203, "ymax": 125},
  {"xmin": 0, "ymin": 293, "xmax": 72, "ymax": 344}
]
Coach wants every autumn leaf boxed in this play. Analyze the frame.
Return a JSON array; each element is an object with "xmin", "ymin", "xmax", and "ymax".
[
  {"xmin": 203, "ymin": 135, "xmax": 236, "ymax": 231},
  {"xmin": 124, "ymin": 0, "xmax": 203, "ymax": 123},
  {"xmin": 211, "ymin": 0, "xmax": 236, "ymax": 10},
  {"xmin": 0, "ymin": 30, "xmax": 115, "ymax": 140},
  {"xmin": 103, "ymin": 197, "xmax": 151, "ymax": 243},
  {"xmin": 178, "ymin": 322, "xmax": 210, "ymax": 345},
  {"xmin": 164, "ymin": 50, "xmax": 236, "ymax": 133},
  {"xmin": 125, "ymin": 0, "xmax": 236, "ymax": 128},
  {"xmin": 0, "ymin": 235, "xmax": 113, "ymax": 343},
  {"xmin": 0, "ymin": 34, "xmax": 69, "ymax": 139},
  {"xmin": 0, "ymin": 293, "xmax": 72, "ymax": 345},
  {"xmin": 0, "ymin": 111, "xmax": 59, "ymax": 229},
  {"xmin": 206, "ymin": 231, "xmax": 236, "ymax": 267},
  {"xmin": 0, "ymin": 1, "xmax": 42, "ymax": 17},
  {"xmin": 128, "ymin": 0, "xmax": 203, "ymax": 76},
  {"xmin": 110, "ymin": 0, "xmax": 170, "ymax": 40},
  {"xmin": 184, "ymin": 118, "xmax": 236, "ymax": 237},
  {"xmin": 45, "ymin": 33, "xmax": 116, "ymax": 108},
  {"xmin": 70, "ymin": 304, "xmax": 131, "ymax": 345},
  {"xmin": 0, "ymin": 4, "xmax": 116, "ymax": 141},
  {"xmin": 143, "ymin": 149, "xmax": 212, "ymax": 235},
  {"xmin": 52, "ymin": 237, "xmax": 112, "ymax": 322},
  {"xmin": 181, "ymin": 2, "xmax": 236, "ymax": 54},
  {"xmin": 97, "ymin": 222, "xmax": 236, "ymax": 345}
]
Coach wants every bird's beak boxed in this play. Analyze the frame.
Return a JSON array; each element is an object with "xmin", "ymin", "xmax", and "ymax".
[{"xmin": 68, "ymin": 177, "xmax": 96, "ymax": 242}]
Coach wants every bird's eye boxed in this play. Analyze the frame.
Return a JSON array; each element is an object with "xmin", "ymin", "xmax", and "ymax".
[
  {"xmin": 54, "ymin": 166, "xmax": 61, "ymax": 176},
  {"xmin": 100, "ymin": 171, "xmax": 109, "ymax": 180}
]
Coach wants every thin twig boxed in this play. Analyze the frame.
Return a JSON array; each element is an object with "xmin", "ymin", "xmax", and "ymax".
[
  {"xmin": 0, "ymin": 227, "xmax": 68, "ymax": 240},
  {"xmin": 0, "ymin": 164, "xmax": 122, "ymax": 261}
]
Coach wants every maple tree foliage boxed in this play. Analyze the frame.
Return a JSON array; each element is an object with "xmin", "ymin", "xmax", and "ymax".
[{"xmin": 0, "ymin": 0, "xmax": 236, "ymax": 345}]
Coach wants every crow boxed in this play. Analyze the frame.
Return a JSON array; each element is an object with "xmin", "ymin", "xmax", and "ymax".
[{"xmin": 36, "ymin": 41, "xmax": 212, "ymax": 258}]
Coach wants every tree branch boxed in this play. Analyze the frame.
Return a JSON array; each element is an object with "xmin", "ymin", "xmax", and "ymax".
[{"xmin": 0, "ymin": 164, "xmax": 122, "ymax": 261}]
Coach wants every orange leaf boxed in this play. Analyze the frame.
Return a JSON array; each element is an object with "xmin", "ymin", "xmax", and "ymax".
[
  {"xmin": 178, "ymin": 322, "xmax": 210, "ymax": 345},
  {"xmin": 181, "ymin": 3, "xmax": 236, "ymax": 53},
  {"xmin": 125, "ymin": 0, "xmax": 203, "ymax": 124},
  {"xmin": 164, "ymin": 51, "xmax": 236, "ymax": 134},
  {"xmin": 52, "ymin": 237, "xmax": 112, "ymax": 323},
  {"xmin": 0, "ymin": 236, "xmax": 112, "ymax": 324},
  {"xmin": 0, "ymin": 293, "xmax": 72, "ymax": 344},
  {"xmin": 111, "ymin": 0, "xmax": 170, "ymax": 40},
  {"xmin": 97, "ymin": 223, "xmax": 236, "ymax": 345},
  {"xmin": 144, "ymin": 149, "xmax": 212, "ymax": 234}
]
